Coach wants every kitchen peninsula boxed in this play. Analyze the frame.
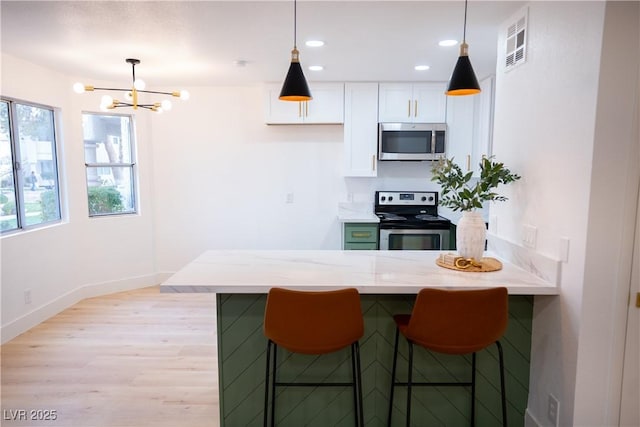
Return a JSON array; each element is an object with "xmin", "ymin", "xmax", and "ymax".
[{"xmin": 162, "ymin": 250, "xmax": 557, "ymax": 426}]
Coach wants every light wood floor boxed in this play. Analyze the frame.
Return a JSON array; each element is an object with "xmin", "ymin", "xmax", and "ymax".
[{"xmin": 1, "ymin": 286, "xmax": 219, "ymax": 427}]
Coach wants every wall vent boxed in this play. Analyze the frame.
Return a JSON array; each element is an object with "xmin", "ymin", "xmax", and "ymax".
[{"xmin": 504, "ymin": 10, "xmax": 528, "ymax": 71}]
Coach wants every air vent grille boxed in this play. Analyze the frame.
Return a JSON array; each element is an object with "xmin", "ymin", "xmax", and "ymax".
[{"xmin": 505, "ymin": 10, "xmax": 528, "ymax": 71}]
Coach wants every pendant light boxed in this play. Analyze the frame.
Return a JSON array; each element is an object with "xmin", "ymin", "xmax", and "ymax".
[
  {"xmin": 279, "ymin": 0, "xmax": 312, "ymax": 101},
  {"xmin": 446, "ymin": 0, "xmax": 481, "ymax": 96}
]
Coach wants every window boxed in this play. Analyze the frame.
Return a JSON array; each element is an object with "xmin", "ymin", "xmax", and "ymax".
[
  {"xmin": 0, "ymin": 98, "xmax": 61, "ymax": 233},
  {"xmin": 82, "ymin": 113, "xmax": 137, "ymax": 216}
]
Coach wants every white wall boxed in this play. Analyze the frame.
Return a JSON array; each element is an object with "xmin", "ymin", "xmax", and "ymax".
[
  {"xmin": 1, "ymin": 55, "xmax": 158, "ymax": 342},
  {"xmin": 491, "ymin": 2, "xmax": 639, "ymax": 426}
]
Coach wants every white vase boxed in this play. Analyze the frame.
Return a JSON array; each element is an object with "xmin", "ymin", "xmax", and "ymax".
[{"xmin": 456, "ymin": 211, "xmax": 486, "ymax": 261}]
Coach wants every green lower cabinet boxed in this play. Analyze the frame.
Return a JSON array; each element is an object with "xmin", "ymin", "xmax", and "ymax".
[
  {"xmin": 343, "ymin": 223, "xmax": 379, "ymax": 250},
  {"xmin": 216, "ymin": 294, "xmax": 533, "ymax": 427},
  {"xmin": 344, "ymin": 242, "xmax": 378, "ymax": 250}
]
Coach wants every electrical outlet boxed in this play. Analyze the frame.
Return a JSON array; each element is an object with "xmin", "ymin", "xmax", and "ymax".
[
  {"xmin": 285, "ymin": 193, "xmax": 294, "ymax": 204},
  {"xmin": 522, "ymin": 224, "xmax": 537, "ymax": 248},
  {"xmin": 24, "ymin": 289, "xmax": 32, "ymax": 305},
  {"xmin": 548, "ymin": 394, "xmax": 559, "ymax": 426},
  {"xmin": 347, "ymin": 193, "xmax": 354, "ymax": 203}
]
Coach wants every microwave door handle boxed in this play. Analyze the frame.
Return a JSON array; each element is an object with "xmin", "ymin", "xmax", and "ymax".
[{"xmin": 431, "ymin": 131, "xmax": 436, "ymax": 154}]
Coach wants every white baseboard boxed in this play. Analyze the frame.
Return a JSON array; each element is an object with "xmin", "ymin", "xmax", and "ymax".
[
  {"xmin": 525, "ymin": 408, "xmax": 543, "ymax": 427},
  {"xmin": 1, "ymin": 273, "xmax": 163, "ymax": 344}
]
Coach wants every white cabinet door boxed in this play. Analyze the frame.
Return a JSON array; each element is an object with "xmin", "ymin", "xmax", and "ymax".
[
  {"xmin": 264, "ymin": 84, "xmax": 303, "ymax": 124},
  {"xmin": 413, "ymin": 83, "xmax": 447, "ymax": 122},
  {"xmin": 445, "ymin": 95, "xmax": 475, "ymax": 170},
  {"xmin": 343, "ymin": 83, "xmax": 379, "ymax": 177},
  {"xmin": 378, "ymin": 83, "xmax": 447, "ymax": 123},
  {"xmin": 378, "ymin": 83, "xmax": 413, "ymax": 122},
  {"xmin": 445, "ymin": 76, "xmax": 495, "ymax": 176},
  {"xmin": 471, "ymin": 76, "xmax": 495, "ymax": 172},
  {"xmin": 304, "ymin": 83, "xmax": 344, "ymax": 124},
  {"xmin": 264, "ymin": 82, "xmax": 344, "ymax": 124}
]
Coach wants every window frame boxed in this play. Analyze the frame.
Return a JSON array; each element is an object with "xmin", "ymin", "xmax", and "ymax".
[
  {"xmin": 82, "ymin": 112, "xmax": 138, "ymax": 217},
  {"xmin": 0, "ymin": 97, "xmax": 62, "ymax": 234}
]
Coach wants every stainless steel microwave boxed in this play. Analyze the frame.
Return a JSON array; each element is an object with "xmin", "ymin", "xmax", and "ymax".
[{"xmin": 378, "ymin": 123, "xmax": 446, "ymax": 161}]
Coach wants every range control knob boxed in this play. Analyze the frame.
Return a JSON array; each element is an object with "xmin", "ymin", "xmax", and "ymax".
[
  {"xmin": 380, "ymin": 196, "xmax": 386, "ymax": 202},
  {"xmin": 421, "ymin": 196, "xmax": 427, "ymax": 201},
  {"xmin": 388, "ymin": 196, "xmax": 393, "ymax": 202},
  {"xmin": 428, "ymin": 196, "xmax": 435, "ymax": 202}
]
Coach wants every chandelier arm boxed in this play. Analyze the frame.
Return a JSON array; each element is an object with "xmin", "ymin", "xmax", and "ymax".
[
  {"xmin": 135, "ymin": 89, "xmax": 177, "ymax": 96},
  {"xmin": 91, "ymin": 86, "xmax": 132, "ymax": 92}
]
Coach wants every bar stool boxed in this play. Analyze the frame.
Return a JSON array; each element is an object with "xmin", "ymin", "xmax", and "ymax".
[
  {"xmin": 263, "ymin": 287, "xmax": 365, "ymax": 427},
  {"xmin": 387, "ymin": 287, "xmax": 509, "ymax": 427}
]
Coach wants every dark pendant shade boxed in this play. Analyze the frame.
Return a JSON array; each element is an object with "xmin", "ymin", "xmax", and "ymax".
[
  {"xmin": 279, "ymin": 59, "xmax": 312, "ymax": 101},
  {"xmin": 446, "ymin": 54, "xmax": 481, "ymax": 96}
]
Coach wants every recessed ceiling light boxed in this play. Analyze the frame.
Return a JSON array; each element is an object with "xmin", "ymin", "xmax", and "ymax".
[
  {"xmin": 308, "ymin": 65, "xmax": 324, "ymax": 71},
  {"xmin": 414, "ymin": 65, "xmax": 430, "ymax": 71},
  {"xmin": 305, "ymin": 40, "xmax": 325, "ymax": 47},
  {"xmin": 439, "ymin": 39, "xmax": 458, "ymax": 47}
]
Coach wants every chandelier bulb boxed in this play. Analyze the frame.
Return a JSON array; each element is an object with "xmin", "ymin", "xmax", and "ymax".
[
  {"xmin": 100, "ymin": 95, "xmax": 113, "ymax": 107},
  {"xmin": 73, "ymin": 82, "xmax": 85, "ymax": 94},
  {"xmin": 161, "ymin": 100, "xmax": 173, "ymax": 110},
  {"xmin": 133, "ymin": 79, "xmax": 146, "ymax": 91}
]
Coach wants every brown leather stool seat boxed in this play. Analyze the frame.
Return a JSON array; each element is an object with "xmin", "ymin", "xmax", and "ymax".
[
  {"xmin": 388, "ymin": 287, "xmax": 509, "ymax": 427},
  {"xmin": 263, "ymin": 287, "xmax": 364, "ymax": 426}
]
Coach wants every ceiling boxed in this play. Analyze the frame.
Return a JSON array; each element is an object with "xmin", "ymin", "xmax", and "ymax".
[{"xmin": 1, "ymin": 1, "xmax": 524, "ymax": 88}]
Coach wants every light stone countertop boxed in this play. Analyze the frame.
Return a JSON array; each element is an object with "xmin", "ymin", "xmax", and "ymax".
[
  {"xmin": 161, "ymin": 250, "xmax": 558, "ymax": 295},
  {"xmin": 337, "ymin": 203, "xmax": 379, "ymax": 223}
]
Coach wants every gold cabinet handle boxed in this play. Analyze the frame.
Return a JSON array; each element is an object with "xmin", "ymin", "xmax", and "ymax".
[
  {"xmin": 305, "ymin": 101, "xmax": 309, "ymax": 117},
  {"xmin": 351, "ymin": 231, "xmax": 372, "ymax": 238},
  {"xmin": 467, "ymin": 154, "xmax": 471, "ymax": 171},
  {"xmin": 298, "ymin": 102, "xmax": 302, "ymax": 118},
  {"xmin": 636, "ymin": 292, "xmax": 640, "ymax": 308},
  {"xmin": 372, "ymin": 154, "xmax": 376, "ymax": 171},
  {"xmin": 414, "ymin": 100, "xmax": 418, "ymax": 117},
  {"xmin": 408, "ymin": 100, "xmax": 411, "ymax": 117}
]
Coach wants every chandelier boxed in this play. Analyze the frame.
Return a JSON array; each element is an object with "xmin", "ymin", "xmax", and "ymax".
[{"xmin": 73, "ymin": 58, "xmax": 190, "ymax": 113}]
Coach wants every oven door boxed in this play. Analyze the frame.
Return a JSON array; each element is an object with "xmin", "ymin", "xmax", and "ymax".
[{"xmin": 379, "ymin": 228, "xmax": 450, "ymax": 250}]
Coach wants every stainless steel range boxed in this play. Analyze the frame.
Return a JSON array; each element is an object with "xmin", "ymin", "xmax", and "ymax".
[{"xmin": 375, "ymin": 191, "xmax": 451, "ymax": 250}]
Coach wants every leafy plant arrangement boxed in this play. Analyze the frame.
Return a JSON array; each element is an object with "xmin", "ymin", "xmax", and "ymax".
[{"xmin": 431, "ymin": 157, "xmax": 521, "ymax": 211}]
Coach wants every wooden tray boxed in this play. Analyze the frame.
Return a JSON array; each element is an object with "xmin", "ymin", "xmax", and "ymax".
[{"xmin": 436, "ymin": 256, "xmax": 503, "ymax": 272}]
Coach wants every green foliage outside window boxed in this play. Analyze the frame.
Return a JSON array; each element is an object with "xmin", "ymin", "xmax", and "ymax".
[
  {"xmin": 41, "ymin": 190, "xmax": 60, "ymax": 221},
  {"xmin": 88, "ymin": 187, "xmax": 123, "ymax": 216}
]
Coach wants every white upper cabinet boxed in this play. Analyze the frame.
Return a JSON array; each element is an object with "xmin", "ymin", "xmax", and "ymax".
[
  {"xmin": 378, "ymin": 83, "xmax": 447, "ymax": 123},
  {"xmin": 264, "ymin": 82, "xmax": 345, "ymax": 124},
  {"xmin": 343, "ymin": 83, "xmax": 379, "ymax": 177},
  {"xmin": 471, "ymin": 76, "xmax": 495, "ymax": 172},
  {"xmin": 444, "ymin": 75, "xmax": 495, "ymax": 176},
  {"xmin": 445, "ymin": 95, "xmax": 475, "ymax": 171}
]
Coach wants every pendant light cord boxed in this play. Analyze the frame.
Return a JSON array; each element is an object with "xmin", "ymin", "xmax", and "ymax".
[
  {"xmin": 462, "ymin": 0, "xmax": 468, "ymax": 42},
  {"xmin": 293, "ymin": 0, "xmax": 297, "ymax": 49}
]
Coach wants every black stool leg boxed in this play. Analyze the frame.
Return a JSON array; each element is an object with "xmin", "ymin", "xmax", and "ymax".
[
  {"xmin": 496, "ymin": 341, "xmax": 507, "ymax": 427},
  {"xmin": 270, "ymin": 343, "xmax": 278, "ymax": 427},
  {"xmin": 264, "ymin": 340, "xmax": 272, "ymax": 427},
  {"xmin": 387, "ymin": 327, "xmax": 400, "ymax": 426},
  {"xmin": 406, "ymin": 340, "xmax": 414, "ymax": 427},
  {"xmin": 352, "ymin": 342, "xmax": 364, "ymax": 427},
  {"xmin": 471, "ymin": 352, "xmax": 477, "ymax": 427}
]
